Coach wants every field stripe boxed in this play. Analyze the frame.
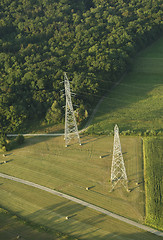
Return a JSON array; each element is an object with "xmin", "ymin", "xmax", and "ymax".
[{"xmin": 0, "ymin": 172, "xmax": 162, "ymax": 237}]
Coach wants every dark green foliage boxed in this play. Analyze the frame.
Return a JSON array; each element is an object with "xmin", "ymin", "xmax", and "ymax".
[
  {"xmin": 45, "ymin": 100, "xmax": 62, "ymax": 124},
  {"xmin": 0, "ymin": 0, "xmax": 162, "ymax": 133},
  {"xmin": 121, "ymin": 130, "xmax": 161, "ymax": 137},
  {"xmin": 16, "ymin": 134, "xmax": 25, "ymax": 144},
  {"xmin": 0, "ymin": 134, "xmax": 7, "ymax": 151},
  {"xmin": 6, "ymin": 135, "xmax": 24, "ymax": 150},
  {"xmin": 144, "ymin": 137, "xmax": 163, "ymax": 231}
]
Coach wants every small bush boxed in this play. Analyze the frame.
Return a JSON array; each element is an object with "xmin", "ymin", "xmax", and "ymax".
[
  {"xmin": 149, "ymin": 130, "xmax": 156, "ymax": 136},
  {"xmin": 1, "ymin": 146, "xmax": 7, "ymax": 152},
  {"xmin": 157, "ymin": 131, "xmax": 163, "ymax": 136},
  {"xmin": 0, "ymin": 135, "xmax": 7, "ymax": 151},
  {"xmin": 16, "ymin": 135, "xmax": 25, "ymax": 144},
  {"xmin": 45, "ymin": 101, "xmax": 62, "ymax": 124},
  {"xmin": 137, "ymin": 131, "xmax": 143, "ymax": 136}
]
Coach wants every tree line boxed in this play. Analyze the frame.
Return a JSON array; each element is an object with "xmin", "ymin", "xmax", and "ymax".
[{"xmin": 0, "ymin": 0, "xmax": 162, "ymax": 137}]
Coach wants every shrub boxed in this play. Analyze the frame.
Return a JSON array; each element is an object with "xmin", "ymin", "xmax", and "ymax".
[
  {"xmin": 157, "ymin": 131, "xmax": 163, "ymax": 136},
  {"xmin": 137, "ymin": 131, "xmax": 143, "ymax": 136},
  {"xmin": 0, "ymin": 134, "xmax": 7, "ymax": 151},
  {"xmin": 149, "ymin": 130, "xmax": 156, "ymax": 136},
  {"xmin": 75, "ymin": 104, "xmax": 89, "ymax": 124},
  {"xmin": 16, "ymin": 135, "xmax": 25, "ymax": 144},
  {"xmin": 45, "ymin": 101, "xmax": 62, "ymax": 124},
  {"xmin": 144, "ymin": 130, "xmax": 150, "ymax": 136}
]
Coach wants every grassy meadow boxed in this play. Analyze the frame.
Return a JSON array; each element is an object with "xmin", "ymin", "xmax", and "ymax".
[
  {"xmin": 0, "ymin": 135, "xmax": 159, "ymax": 240},
  {"xmin": 0, "ymin": 208, "xmax": 57, "ymax": 240},
  {"xmin": 87, "ymin": 36, "xmax": 163, "ymax": 135},
  {"xmin": 143, "ymin": 137, "xmax": 163, "ymax": 231}
]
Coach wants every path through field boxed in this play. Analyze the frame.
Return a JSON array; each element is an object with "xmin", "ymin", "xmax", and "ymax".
[{"xmin": 0, "ymin": 173, "xmax": 162, "ymax": 237}]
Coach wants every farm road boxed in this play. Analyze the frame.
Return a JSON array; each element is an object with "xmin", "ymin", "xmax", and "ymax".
[{"xmin": 0, "ymin": 173, "xmax": 162, "ymax": 237}]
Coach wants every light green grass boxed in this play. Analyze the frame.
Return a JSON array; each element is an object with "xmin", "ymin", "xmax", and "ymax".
[
  {"xmin": 143, "ymin": 137, "xmax": 163, "ymax": 231},
  {"xmin": 0, "ymin": 135, "xmax": 144, "ymax": 221},
  {"xmin": 0, "ymin": 135, "xmax": 158, "ymax": 239},
  {"xmin": 87, "ymin": 36, "xmax": 163, "ymax": 134}
]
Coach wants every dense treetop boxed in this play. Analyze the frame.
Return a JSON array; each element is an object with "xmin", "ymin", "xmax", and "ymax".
[{"xmin": 0, "ymin": 0, "xmax": 162, "ymax": 133}]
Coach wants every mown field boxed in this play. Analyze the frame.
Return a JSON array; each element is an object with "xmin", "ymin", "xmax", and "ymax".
[
  {"xmin": 87, "ymin": 36, "xmax": 163, "ymax": 135},
  {"xmin": 0, "ymin": 207, "xmax": 58, "ymax": 240},
  {"xmin": 0, "ymin": 135, "xmax": 159, "ymax": 240},
  {"xmin": 143, "ymin": 137, "xmax": 163, "ymax": 231}
]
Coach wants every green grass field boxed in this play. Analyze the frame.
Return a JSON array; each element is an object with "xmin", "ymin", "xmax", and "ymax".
[
  {"xmin": 87, "ymin": 36, "xmax": 163, "ymax": 135},
  {"xmin": 143, "ymin": 137, "xmax": 163, "ymax": 231},
  {"xmin": 0, "ymin": 135, "xmax": 144, "ymax": 221},
  {"xmin": 0, "ymin": 207, "xmax": 58, "ymax": 240},
  {"xmin": 0, "ymin": 135, "xmax": 161, "ymax": 240}
]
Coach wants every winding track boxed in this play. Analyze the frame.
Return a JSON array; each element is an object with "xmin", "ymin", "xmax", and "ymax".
[{"xmin": 0, "ymin": 172, "xmax": 162, "ymax": 237}]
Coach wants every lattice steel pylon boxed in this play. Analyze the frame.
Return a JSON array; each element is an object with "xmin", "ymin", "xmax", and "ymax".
[
  {"xmin": 64, "ymin": 72, "xmax": 81, "ymax": 147},
  {"xmin": 110, "ymin": 124, "xmax": 128, "ymax": 191}
]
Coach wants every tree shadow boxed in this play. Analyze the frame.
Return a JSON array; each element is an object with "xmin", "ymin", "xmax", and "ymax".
[
  {"xmin": 1, "ymin": 201, "xmax": 162, "ymax": 240},
  {"xmin": 0, "ymin": 207, "xmax": 54, "ymax": 240},
  {"xmin": 6, "ymin": 131, "xmax": 103, "ymax": 151},
  {"xmin": 78, "ymin": 232, "xmax": 163, "ymax": 240},
  {"xmin": 64, "ymin": 134, "xmax": 108, "ymax": 148},
  {"xmin": 28, "ymin": 202, "xmax": 163, "ymax": 239},
  {"xmin": 0, "ymin": 159, "xmax": 14, "ymax": 165},
  {"xmin": 80, "ymin": 135, "xmax": 109, "ymax": 146},
  {"xmin": 7, "ymin": 134, "xmax": 62, "ymax": 151}
]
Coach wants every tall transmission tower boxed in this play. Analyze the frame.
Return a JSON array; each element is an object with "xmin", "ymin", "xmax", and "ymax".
[
  {"xmin": 64, "ymin": 72, "xmax": 81, "ymax": 147},
  {"xmin": 110, "ymin": 124, "xmax": 128, "ymax": 191}
]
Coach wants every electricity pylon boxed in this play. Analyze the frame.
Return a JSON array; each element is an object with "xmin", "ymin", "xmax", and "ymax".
[
  {"xmin": 64, "ymin": 72, "xmax": 81, "ymax": 147},
  {"xmin": 110, "ymin": 124, "xmax": 128, "ymax": 191}
]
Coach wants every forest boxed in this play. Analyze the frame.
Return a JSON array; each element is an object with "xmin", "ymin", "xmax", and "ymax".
[{"xmin": 0, "ymin": 0, "xmax": 163, "ymax": 136}]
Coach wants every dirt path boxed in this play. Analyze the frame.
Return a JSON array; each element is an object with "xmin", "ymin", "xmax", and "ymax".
[{"xmin": 0, "ymin": 173, "xmax": 162, "ymax": 237}]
